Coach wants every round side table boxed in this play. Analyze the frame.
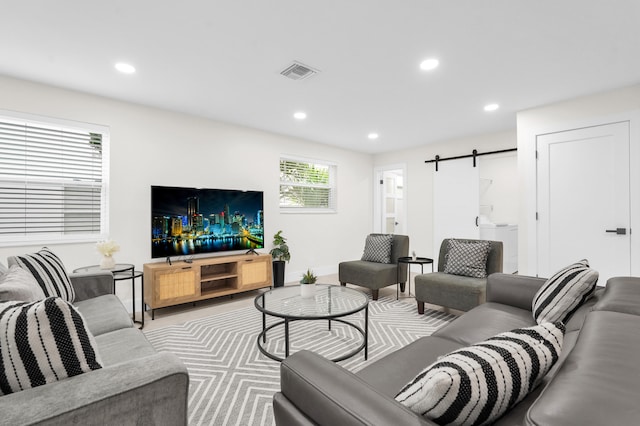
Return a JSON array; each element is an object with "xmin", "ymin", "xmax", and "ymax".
[{"xmin": 396, "ymin": 257, "xmax": 434, "ymax": 299}]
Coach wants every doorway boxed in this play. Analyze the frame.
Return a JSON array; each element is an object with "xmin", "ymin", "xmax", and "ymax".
[{"xmin": 374, "ymin": 165, "xmax": 406, "ymax": 235}]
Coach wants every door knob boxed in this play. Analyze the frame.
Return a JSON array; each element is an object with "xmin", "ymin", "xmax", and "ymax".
[{"xmin": 605, "ymin": 228, "xmax": 627, "ymax": 235}]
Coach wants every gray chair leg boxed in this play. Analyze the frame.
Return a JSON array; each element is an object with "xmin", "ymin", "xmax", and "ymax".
[
  {"xmin": 371, "ymin": 289, "xmax": 379, "ymax": 300},
  {"xmin": 417, "ymin": 301, "xmax": 425, "ymax": 314}
]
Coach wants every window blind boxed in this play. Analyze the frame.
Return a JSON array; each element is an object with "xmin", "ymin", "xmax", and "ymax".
[
  {"xmin": 0, "ymin": 115, "xmax": 108, "ymax": 243},
  {"xmin": 279, "ymin": 158, "xmax": 336, "ymax": 211}
]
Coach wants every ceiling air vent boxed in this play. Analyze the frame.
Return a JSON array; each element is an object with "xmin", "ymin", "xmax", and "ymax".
[{"xmin": 280, "ymin": 61, "xmax": 318, "ymax": 81}]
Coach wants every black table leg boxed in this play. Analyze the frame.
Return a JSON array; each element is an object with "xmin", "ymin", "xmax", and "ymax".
[
  {"xmin": 130, "ymin": 270, "xmax": 136, "ymax": 324},
  {"xmin": 364, "ymin": 305, "xmax": 369, "ymax": 360},
  {"xmin": 140, "ymin": 274, "xmax": 144, "ymax": 328},
  {"xmin": 262, "ymin": 293, "xmax": 267, "ymax": 343},
  {"xmin": 285, "ymin": 318, "xmax": 290, "ymax": 358}
]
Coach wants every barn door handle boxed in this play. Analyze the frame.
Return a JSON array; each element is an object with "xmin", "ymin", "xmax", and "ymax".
[
  {"xmin": 475, "ymin": 216, "xmax": 479, "ymax": 227},
  {"xmin": 605, "ymin": 228, "xmax": 626, "ymax": 235}
]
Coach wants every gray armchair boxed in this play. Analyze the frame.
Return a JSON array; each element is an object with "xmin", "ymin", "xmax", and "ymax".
[
  {"xmin": 415, "ymin": 238, "xmax": 503, "ymax": 313},
  {"xmin": 339, "ymin": 234, "xmax": 410, "ymax": 300}
]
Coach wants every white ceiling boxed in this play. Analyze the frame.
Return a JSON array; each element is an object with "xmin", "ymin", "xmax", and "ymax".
[{"xmin": 1, "ymin": 1, "xmax": 639, "ymax": 154}]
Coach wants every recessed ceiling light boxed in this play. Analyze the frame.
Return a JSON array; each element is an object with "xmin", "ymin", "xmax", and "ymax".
[
  {"xmin": 484, "ymin": 103, "xmax": 499, "ymax": 112},
  {"xmin": 419, "ymin": 58, "xmax": 440, "ymax": 71},
  {"xmin": 115, "ymin": 62, "xmax": 136, "ymax": 74},
  {"xmin": 368, "ymin": 133, "xmax": 379, "ymax": 140},
  {"xmin": 293, "ymin": 112, "xmax": 307, "ymax": 120}
]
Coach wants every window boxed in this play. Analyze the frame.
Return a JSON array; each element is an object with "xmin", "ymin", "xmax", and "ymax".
[
  {"xmin": 0, "ymin": 111, "xmax": 109, "ymax": 245},
  {"xmin": 279, "ymin": 157, "xmax": 337, "ymax": 212}
]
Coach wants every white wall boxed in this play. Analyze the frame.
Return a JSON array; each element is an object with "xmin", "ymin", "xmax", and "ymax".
[
  {"xmin": 373, "ymin": 130, "xmax": 517, "ymax": 262},
  {"xmin": 517, "ymin": 83, "xmax": 640, "ymax": 276},
  {"xmin": 0, "ymin": 75, "xmax": 374, "ymax": 306}
]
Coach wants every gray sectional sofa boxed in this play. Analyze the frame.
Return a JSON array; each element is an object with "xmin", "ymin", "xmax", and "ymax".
[
  {"xmin": 0, "ymin": 269, "xmax": 189, "ymax": 425},
  {"xmin": 274, "ymin": 273, "xmax": 640, "ymax": 425}
]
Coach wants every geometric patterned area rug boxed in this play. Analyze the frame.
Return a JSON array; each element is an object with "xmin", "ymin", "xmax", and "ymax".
[{"xmin": 144, "ymin": 293, "xmax": 456, "ymax": 426}]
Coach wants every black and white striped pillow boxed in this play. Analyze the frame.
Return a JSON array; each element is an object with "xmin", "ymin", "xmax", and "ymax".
[
  {"xmin": 532, "ymin": 259, "xmax": 598, "ymax": 324},
  {"xmin": 396, "ymin": 322, "xmax": 565, "ymax": 426},
  {"xmin": 8, "ymin": 248, "xmax": 75, "ymax": 302},
  {"xmin": 0, "ymin": 298, "xmax": 103, "ymax": 395},
  {"xmin": 361, "ymin": 234, "xmax": 393, "ymax": 264}
]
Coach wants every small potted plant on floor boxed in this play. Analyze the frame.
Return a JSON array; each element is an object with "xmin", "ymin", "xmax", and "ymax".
[
  {"xmin": 269, "ymin": 230, "xmax": 290, "ymax": 287},
  {"xmin": 300, "ymin": 268, "xmax": 317, "ymax": 298}
]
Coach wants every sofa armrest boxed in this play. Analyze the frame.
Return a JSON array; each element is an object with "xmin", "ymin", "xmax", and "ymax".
[
  {"xmin": 486, "ymin": 273, "xmax": 546, "ymax": 311},
  {"xmin": 0, "ymin": 352, "xmax": 189, "ymax": 426},
  {"xmin": 70, "ymin": 271, "xmax": 114, "ymax": 302},
  {"xmin": 276, "ymin": 350, "xmax": 434, "ymax": 426}
]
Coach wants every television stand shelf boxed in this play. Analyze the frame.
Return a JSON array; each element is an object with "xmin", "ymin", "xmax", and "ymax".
[{"xmin": 143, "ymin": 253, "xmax": 273, "ymax": 320}]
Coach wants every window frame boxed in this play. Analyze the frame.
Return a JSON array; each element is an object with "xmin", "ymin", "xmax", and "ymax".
[
  {"xmin": 0, "ymin": 110, "xmax": 110, "ymax": 246},
  {"xmin": 279, "ymin": 155, "xmax": 337, "ymax": 214}
]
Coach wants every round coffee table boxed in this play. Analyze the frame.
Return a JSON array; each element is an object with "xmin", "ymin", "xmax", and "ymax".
[{"xmin": 255, "ymin": 284, "xmax": 369, "ymax": 362}]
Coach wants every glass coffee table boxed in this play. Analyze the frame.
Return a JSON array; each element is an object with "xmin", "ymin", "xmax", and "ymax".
[{"xmin": 255, "ymin": 284, "xmax": 369, "ymax": 362}]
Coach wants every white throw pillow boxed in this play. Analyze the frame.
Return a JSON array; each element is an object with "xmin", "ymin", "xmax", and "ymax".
[
  {"xmin": 395, "ymin": 322, "xmax": 565, "ymax": 426},
  {"xmin": 0, "ymin": 265, "xmax": 46, "ymax": 302}
]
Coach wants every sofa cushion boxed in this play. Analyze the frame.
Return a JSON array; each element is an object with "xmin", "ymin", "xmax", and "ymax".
[
  {"xmin": 0, "ymin": 298, "xmax": 103, "ymax": 395},
  {"xmin": 0, "ymin": 265, "xmax": 46, "ymax": 302},
  {"xmin": 94, "ymin": 328, "xmax": 156, "ymax": 366},
  {"xmin": 433, "ymin": 302, "xmax": 536, "ymax": 346},
  {"xmin": 527, "ymin": 311, "xmax": 640, "ymax": 425},
  {"xmin": 73, "ymin": 294, "xmax": 133, "ymax": 336},
  {"xmin": 395, "ymin": 322, "xmax": 565, "ymax": 426},
  {"xmin": 444, "ymin": 239, "xmax": 491, "ymax": 278},
  {"xmin": 361, "ymin": 234, "xmax": 393, "ymax": 263},
  {"xmin": 532, "ymin": 259, "xmax": 598, "ymax": 324},
  {"xmin": 357, "ymin": 335, "xmax": 464, "ymax": 398},
  {"xmin": 8, "ymin": 248, "xmax": 75, "ymax": 302},
  {"xmin": 593, "ymin": 276, "xmax": 640, "ymax": 315}
]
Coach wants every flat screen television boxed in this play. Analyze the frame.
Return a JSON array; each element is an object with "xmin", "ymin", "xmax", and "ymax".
[{"xmin": 151, "ymin": 185, "xmax": 264, "ymax": 259}]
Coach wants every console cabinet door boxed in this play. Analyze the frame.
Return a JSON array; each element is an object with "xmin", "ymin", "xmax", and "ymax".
[
  {"xmin": 152, "ymin": 267, "xmax": 198, "ymax": 307},
  {"xmin": 239, "ymin": 257, "xmax": 271, "ymax": 290}
]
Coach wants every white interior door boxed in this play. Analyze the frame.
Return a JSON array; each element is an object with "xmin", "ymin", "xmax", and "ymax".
[
  {"xmin": 382, "ymin": 170, "xmax": 404, "ymax": 234},
  {"xmin": 537, "ymin": 122, "xmax": 631, "ymax": 283},
  {"xmin": 374, "ymin": 167, "xmax": 406, "ymax": 235},
  {"xmin": 433, "ymin": 158, "xmax": 480, "ymax": 266}
]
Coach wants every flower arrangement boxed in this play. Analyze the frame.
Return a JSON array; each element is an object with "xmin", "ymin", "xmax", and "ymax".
[{"xmin": 96, "ymin": 240, "xmax": 120, "ymax": 257}]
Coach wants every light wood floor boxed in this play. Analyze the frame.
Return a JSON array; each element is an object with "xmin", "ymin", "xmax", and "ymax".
[{"xmin": 140, "ymin": 273, "xmax": 459, "ymax": 331}]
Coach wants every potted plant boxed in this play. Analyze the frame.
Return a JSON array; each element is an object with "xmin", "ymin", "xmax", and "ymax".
[
  {"xmin": 300, "ymin": 268, "xmax": 317, "ymax": 298},
  {"xmin": 269, "ymin": 230, "xmax": 290, "ymax": 287}
]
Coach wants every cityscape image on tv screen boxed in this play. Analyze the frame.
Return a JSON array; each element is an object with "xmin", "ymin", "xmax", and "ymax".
[{"xmin": 151, "ymin": 186, "xmax": 264, "ymax": 258}]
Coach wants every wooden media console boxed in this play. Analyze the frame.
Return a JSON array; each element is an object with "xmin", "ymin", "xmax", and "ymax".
[{"xmin": 143, "ymin": 253, "xmax": 273, "ymax": 319}]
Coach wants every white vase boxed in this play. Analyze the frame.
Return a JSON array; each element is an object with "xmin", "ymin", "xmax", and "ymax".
[
  {"xmin": 300, "ymin": 283, "xmax": 316, "ymax": 298},
  {"xmin": 100, "ymin": 255, "xmax": 116, "ymax": 270}
]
